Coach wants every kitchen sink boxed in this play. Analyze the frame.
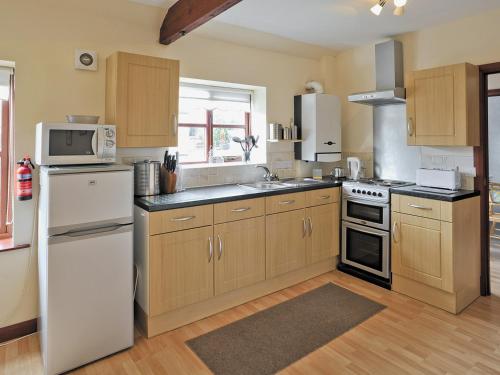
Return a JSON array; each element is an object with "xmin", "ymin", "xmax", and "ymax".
[
  {"xmin": 238, "ymin": 181, "xmax": 289, "ymax": 190},
  {"xmin": 282, "ymin": 178, "xmax": 327, "ymax": 187}
]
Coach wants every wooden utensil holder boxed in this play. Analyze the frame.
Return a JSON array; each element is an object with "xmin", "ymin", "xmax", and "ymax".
[{"xmin": 160, "ymin": 166, "xmax": 177, "ymax": 194}]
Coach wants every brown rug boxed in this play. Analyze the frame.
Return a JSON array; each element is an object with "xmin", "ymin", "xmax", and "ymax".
[{"xmin": 186, "ymin": 283, "xmax": 385, "ymax": 375}]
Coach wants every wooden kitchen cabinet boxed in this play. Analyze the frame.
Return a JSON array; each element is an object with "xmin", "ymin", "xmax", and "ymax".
[
  {"xmin": 306, "ymin": 203, "xmax": 340, "ymax": 264},
  {"xmin": 266, "ymin": 209, "xmax": 307, "ymax": 279},
  {"xmin": 149, "ymin": 226, "xmax": 214, "ymax": 316},
  {"xmin": 406, "ymin": 63, "xmax": 479, "ymax": 146},
  {"xmin": 214, "ymin": 216, "xmax": 266, "ymax": 296},
  {"xmin": 391, "ymin": 194, "xmax": 480, "ymax": 314},
  {"xmin": 105, "ymin": 51, "xmax": 180, "ymax": 147}
]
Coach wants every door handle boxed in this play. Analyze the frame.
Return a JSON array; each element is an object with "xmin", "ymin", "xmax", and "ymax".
[
  {"xmin": 407, "ymin": 118, "xmax": 414, "ymax": 137},
  {"xmin": 208, "ymin": 236, "xmax": 213, "ymax": 262},
  {"xmin": 279, "ymin": 200, "xmax": 295, "ymax": 205},
  {"xmin": 217, "ymin": 234, "xmax": 223, "ymax": 260},
  {"xmin": 319, "ymin": 195, "xmax": 330, "ymax": 200},
  {"xmin": 308, "ymin": 217, "xmax": 313, "ymax": 235},
  {"xmin": 171, "ymin": 215, "xmax": 195, "ymax": 222},
  {"xmin": 302, "ymin": 218, "xmax": 307, "ymax": 237},
  {"xmin": 392, "ymin": 221, "xmax": 399, "ymax": 243},
  {"xmin": 408, "ymin": 203, "xmax": 432, "ymax": 210},
  {"xmin": 231, "ymin": 207, "xmax": 250, "ymax": 212}
]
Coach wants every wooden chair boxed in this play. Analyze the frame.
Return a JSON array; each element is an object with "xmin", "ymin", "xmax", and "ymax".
[{"xmin": 490, "ymin": 183, "xmax": 500, "ymax": 240}]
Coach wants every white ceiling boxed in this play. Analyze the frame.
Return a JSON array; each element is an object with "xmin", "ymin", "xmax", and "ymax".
[{"xmin": 133, "ymin": 0, "xmax": 500, "ymax": 54}]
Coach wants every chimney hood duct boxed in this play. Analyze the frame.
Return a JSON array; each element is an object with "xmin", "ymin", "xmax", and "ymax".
[{"xmin": 348, "ymin": 40, "xmax": 406, "ymax": 106}]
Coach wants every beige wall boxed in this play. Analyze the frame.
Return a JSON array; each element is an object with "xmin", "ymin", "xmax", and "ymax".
[{"xmin": 0, "ymin": 0, "xmax": 329, "ymax": 328}]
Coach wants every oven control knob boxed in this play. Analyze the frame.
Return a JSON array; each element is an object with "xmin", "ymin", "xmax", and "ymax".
[
  {"xmin": 351, "ymin": 189, "xmax": 356, "ymax": 193},
  {"xmin": 367, "ymin": 191, "xmax": 372, "ymax": 195},
  {"xmin": 378, "ymin": 192, "xmax": 383, "ymax": 197},
  {"xmin": 357, "ymin": 189, "xmax": 361, "ymax": 193},
  {"xmin": 106, "ymin": 129, "xmax": 115, "ymax": 138},
  {"xmin": 362, "ymin": 190, "xmax": 366, "ymax": 194}
]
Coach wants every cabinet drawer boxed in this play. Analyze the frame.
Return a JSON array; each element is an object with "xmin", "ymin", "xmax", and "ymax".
[
  {"xmin": 150, "ymin": 205, "xmax": 213, "ymax": 235},
  {"xmin": 214, "ymin": 198, "xmax": 265, "ymax": 224},
  {"xmin": 306, "ymin": 187, "xmax": 339, "ymax": 207},
  {"xmin": 266, "ymin": 192, "xmax": 306, "ymax": 214},
  {"xmin": 398, "ymin": 196, "xmax": 441, "ymax": 220}
]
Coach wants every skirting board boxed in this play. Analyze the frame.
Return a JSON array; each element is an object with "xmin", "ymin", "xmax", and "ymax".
[
  {"xmin": 0, "ymin": 318, "xmax": 37, "ymax": 344},
  {"xmin": 137, "ymin": 257, "xmax": 337, "ymax": 338}
]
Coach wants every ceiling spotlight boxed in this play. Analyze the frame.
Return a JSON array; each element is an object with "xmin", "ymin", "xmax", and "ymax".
[
  {"xmin": 394, "ymin": 0, "xmax": 407, "ymax": 7},
  {"xmin": 371, "ymin": 0, "xmax": 387, "ymax": 16},
  {"xmin": 393, "ymin": 6, "xmax": 405, "ymax": 16}
]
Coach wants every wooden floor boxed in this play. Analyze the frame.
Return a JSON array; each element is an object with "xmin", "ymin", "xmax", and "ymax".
[{"xmin": 1, "ymin": 270, "xmax": 500, "ymax": 375}]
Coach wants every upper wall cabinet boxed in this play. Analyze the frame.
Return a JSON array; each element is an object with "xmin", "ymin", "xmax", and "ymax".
[
  {"xmin": 406, "ymin": 63, "xmax": 479, "ymax": 146},
  {"xmin": 105, "ymin": 52, "xmax": 180, "ymax": 148}
]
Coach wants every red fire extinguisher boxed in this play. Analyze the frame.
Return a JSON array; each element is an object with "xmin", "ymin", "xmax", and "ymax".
[{"xmin": 16, "ymin": 155, "xmax": 35, "ymax": 201}]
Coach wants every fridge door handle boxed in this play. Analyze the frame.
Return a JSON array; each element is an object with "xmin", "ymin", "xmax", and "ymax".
[{"xmin": 55, "ymin": 223, "xmax": 131, "ymax": 238}]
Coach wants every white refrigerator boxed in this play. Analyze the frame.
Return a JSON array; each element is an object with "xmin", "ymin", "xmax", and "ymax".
[{"xmin": 38, "ymin": 164, "xmax": 134, "ymax": 375}]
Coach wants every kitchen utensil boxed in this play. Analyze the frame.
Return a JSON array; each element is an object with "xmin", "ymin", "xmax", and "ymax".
[
  {"xmin": 347, "ymin": 157, "xmax": 362, "ymax": 180},
  {"xmin": 269, "ymin": 123, "xmax": 282, "ymax": 140},
  {"xmin": 283, "ymin": 127, "xmax": 292, "ymax": 140},
  {"xmin": 333, "ymin": 167, "xmax": 346, "ymax": 178},
  {"xmin": 66, "ymin": 115, "xmax": 100, "ymax": 124},
  {"xmin": 133, "ymin": 160, "xmax": 160, "ymax": 196}
]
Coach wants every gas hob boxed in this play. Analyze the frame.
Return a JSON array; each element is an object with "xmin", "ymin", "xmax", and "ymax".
[{"xmin": 342, "ymin": 178, "xmax": 413, "ymax": 203}]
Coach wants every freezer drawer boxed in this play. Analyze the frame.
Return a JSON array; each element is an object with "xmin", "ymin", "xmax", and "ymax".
[
  {"xmin": 43, "ymin": 225, "xmax": 133, "ymax": 375},
  {"xmin": 47, "ymin": 170, "xmax": 133, "ymax": 235}
]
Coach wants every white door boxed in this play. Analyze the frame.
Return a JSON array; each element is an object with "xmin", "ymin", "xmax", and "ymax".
[
  {"xmin": 45, "ymin": 225, "xmax": 133, "ymax": 375},
  {"xmin": 47, "ymin": 170, "xmax": 133, "ymax": 234}
]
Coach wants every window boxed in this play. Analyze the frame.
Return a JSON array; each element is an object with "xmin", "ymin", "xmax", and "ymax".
[
  {"xmin": 0, "ymin": 67, "xmax": 12, "ymax": 237},
  {"xmin": 178, "ymin": 83, "xmax": 252, "ymax": 164}
]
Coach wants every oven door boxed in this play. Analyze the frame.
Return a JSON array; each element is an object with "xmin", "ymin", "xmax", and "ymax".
[
  {"xmin": 342, "ymin": 198, "xmax": 389, "ymax": 231},
  {"xmin": 341, "ymin": 221, "xmax": 390, "ymax": 279},
  {"xmin": 37, "ymin": 123, "xmax": 101, "ymax": 166}
]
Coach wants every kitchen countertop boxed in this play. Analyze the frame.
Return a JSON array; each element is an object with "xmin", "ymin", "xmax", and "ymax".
[
  {"xmin": 135, "ymin": 178, "xmax": 343, "ymax": 212},
  {"xmin": 390, "ymin": 184, "xmax": 480, "ymax": 202}
]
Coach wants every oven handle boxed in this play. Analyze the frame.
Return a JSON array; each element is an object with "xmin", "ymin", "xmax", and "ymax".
[
  {"xmin": 343, "ymin": 197, "xmax": 389, "ymax": 208},
  {"xmin": 343, "ymin": 221, "xmax": 389, "ymax": 237}
]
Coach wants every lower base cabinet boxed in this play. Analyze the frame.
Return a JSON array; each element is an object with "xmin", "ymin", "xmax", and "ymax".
[
  {"xmin": 149, "ymin": 226, "xmax": 214, "ymax": 317},
  {"xmin": 308, "ymin": 203, "xmax": 340, "ymax": 264},
  {"xmin": 214, "ymin": 216, "xmax": 266, "ymax": 296}
]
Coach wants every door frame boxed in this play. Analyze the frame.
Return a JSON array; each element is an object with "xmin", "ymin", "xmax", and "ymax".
[{"xmin": 475, "ymin": 62, "xmax": 500, "ymax": 296}]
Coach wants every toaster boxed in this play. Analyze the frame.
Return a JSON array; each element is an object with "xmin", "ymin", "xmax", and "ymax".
[{"xmin": 416, "ymin": 168, "xmax": 461, "ymax": 190}]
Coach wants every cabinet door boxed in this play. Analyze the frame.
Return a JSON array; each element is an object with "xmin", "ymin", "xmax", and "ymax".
[
  {"xmin": 406, "ymin": 63, "xmax": 479, "ymax": 146},
  {"xmin": 392, "ymin": 213, "xmax": 453, "ymax": 292},
  {"xmin": 306, "ymin": 203, "xmax": 339, "ymax": 264},
  {"xmin": 266, "ymin": 209, "xmax": 307, "ymax": 279},
  {"xmin": 106, "ymin": 52, "xmax": 179, "ymax": 148},
  {"xmin": 149, "ymin": 226, "xmax": 214, "ymax": 316},
  {"xmin": 214, "ymin": 217, "xmax": 266, "ymax": 295}
]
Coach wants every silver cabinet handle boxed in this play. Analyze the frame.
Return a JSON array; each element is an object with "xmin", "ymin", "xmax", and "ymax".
[
  {"xmin": 407, "ymin": 118, "xmax": 414, "ymax": 136},
  {"xmin": 392, "ymin": 221, "xmax": 399, "ymax": 243},
  {"xmin": 171, "ymin": 215, "xmax": 195, "ymax": 222},
  {"xmin": 231, "ymin": 207, "xmax": 250, "ymax": 212},
  {"xmin": 319, "ymin": 195, "xmax": 330, "ymax": 200},
  {"xmin": 217, "ymin": 234, "xmax": 223, "ymax": 260},
  {"xmin": 208, "ymin": 236, "xmax": 213, "ymax": 262},
  {"xmin": 408, "ymin": 203, "xmax": 432, "ymax": 210},
  {"xmin": 302, "ymin": 218, "xmax": 307, "ymax": 237},
  {"xmin": 279, "ymin": 200, "xmax": 295, "ymax": 205},
  {"xmin": 308, "ymin": 217, "xmax": 313, "ymax": 235},
  {"xmin": 172, "ymin": 113, "xmax": 178, "ymax": 136}
]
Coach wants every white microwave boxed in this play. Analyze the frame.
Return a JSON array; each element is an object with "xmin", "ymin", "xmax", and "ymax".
[{"xmin": 35, "ymin": 122, "xmax": 116, "ymax": 166}]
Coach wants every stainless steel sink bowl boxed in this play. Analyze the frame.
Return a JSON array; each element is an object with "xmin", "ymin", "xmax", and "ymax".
[{"xmin": 238, "ymin": 182, "xmax": 288, "ymax": 190}]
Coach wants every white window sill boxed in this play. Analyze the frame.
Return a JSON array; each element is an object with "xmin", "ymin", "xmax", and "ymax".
[{"xmin": 181, "ymin": 161, "xmax": 265, "ymax": 169}]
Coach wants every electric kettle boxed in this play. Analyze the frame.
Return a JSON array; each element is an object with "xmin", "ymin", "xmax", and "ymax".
[{"xmin": 347, "ymin": 157, "xmax": 363, "ymax": 180}]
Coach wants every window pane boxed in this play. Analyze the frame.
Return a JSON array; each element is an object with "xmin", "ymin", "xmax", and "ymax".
[
  {"xmin": 179, "ymin": 98, "xmax": 207, "ymax": 124},
  {"xmin": 212, "ymin": 101, "xmax": 250, "ymax": 126},
  {"xmin": 178, "ymin": 127, "xmax": 207, "ymax": 163},
  {"xmin": 213, "ymin": 127, "xmax": 246, "ymax": 159}
]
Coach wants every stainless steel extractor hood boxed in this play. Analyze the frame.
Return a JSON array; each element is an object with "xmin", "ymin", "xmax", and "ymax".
[{"xmin": 348, "ymin": 40, "xmax": 406, "ymax": 106}]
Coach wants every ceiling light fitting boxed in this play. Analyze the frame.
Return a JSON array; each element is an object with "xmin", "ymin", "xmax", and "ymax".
[{"xmin": 371, "ymin": 0, "xmax": 407, "ymax": 16}]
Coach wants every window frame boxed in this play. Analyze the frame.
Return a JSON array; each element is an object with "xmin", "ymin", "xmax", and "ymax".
[
  {"xmin": 178, "ymin": 109, "xmax": 251, "ymax": 164},
  {"xmin": 0, "ymin": 99, "xmax": 11, "ymax": 237}
]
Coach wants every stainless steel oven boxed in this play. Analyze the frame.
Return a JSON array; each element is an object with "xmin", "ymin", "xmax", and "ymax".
[
  {"xmin": 342, "ymin": 197, "xmax": 389, "ymax": 231},
  {"xmin": 341, "ymin": 221, "xmax": 390, "ymax": 279}
]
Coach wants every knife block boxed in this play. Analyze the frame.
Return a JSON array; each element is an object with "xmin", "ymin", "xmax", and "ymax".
[{"xmin": 160, "ymin": 166, "xmax": 177, "ymax": 194}]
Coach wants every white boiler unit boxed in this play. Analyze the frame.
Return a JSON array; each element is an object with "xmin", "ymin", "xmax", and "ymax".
[{"xmin": 294, "ymin": 93, "xmax": 342, "ymax": 162}]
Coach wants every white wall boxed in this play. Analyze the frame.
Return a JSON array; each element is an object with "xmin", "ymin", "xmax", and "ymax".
[{"xmin": 0, "ymin": 0, "xmax": 333, "ymax": 328}]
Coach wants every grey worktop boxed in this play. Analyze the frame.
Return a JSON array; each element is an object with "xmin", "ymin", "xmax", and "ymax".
[
  {"xmin": 135, "ymin": 178, "xmax": 343, "ymax": 212},
  {"xmin": 391, "ymin": 184, "xmax": 480, "ymax": 202}
]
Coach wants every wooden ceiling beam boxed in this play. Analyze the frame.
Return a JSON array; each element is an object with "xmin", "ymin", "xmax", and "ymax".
[{"xmin": 160, "ymin": 0, "xmax": 242, "ymax": 45}]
